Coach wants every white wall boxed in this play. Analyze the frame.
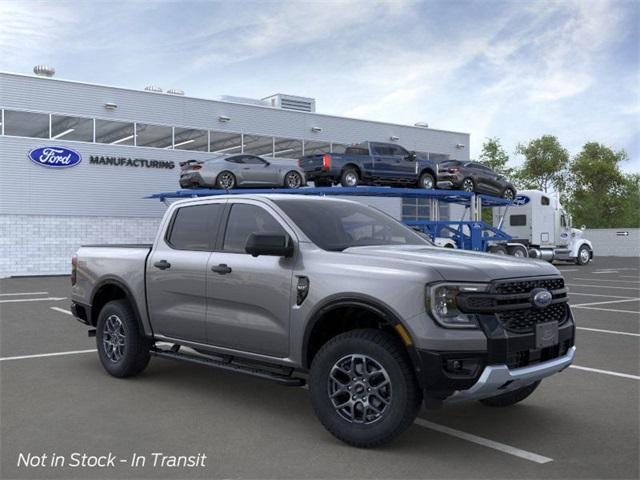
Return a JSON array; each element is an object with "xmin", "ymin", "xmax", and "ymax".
[{"xmin": 584, "ymin": 228, "xmax": 640, "ymax": 257}]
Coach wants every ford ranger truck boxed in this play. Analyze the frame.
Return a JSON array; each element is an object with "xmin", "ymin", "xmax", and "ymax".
[
  {"xmin": 71, "ymin": 195, "xmax": 576, "ymax": 448},
  {"xmin": 298, "ymin": 141, "xmax": 439, "ymax": 189}
]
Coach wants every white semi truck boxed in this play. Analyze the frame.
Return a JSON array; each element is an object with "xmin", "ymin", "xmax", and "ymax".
[{"xmin": 492, "ymin": 190, "xmax": 594, "ymax": 265}]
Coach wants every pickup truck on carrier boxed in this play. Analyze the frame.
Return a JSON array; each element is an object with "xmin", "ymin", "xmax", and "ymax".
[
  {"xmin": 71, "ymin": 194, "xmax": 576, "ymax": 447},
  {"xmin": 298, "ymin": 141, "xmax": 439, "ymax": 189}
]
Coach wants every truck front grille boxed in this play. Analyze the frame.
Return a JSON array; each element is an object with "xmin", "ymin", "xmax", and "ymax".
[
  {"xmin": 498, "ymin": 302, "xmax": 568, "ymax": 333},
  {"xmin": 495, "ymin": 277, "xmax": 565, "ymax": 295}
]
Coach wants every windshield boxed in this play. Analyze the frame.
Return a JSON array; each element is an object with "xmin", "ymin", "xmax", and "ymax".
[{"xmin": 273, "ymin": 198, "xmax": 432, "ymax": 251}]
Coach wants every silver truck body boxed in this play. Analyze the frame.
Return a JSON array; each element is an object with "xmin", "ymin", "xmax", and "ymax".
[{"xmin": 72, "ymin": 194, "xmax": 575, "ymax": 405}]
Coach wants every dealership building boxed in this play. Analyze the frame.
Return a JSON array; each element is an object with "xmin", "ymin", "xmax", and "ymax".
[{"xmin": 0, "ymin": 70, "xmax": 470, "ymax": 277}]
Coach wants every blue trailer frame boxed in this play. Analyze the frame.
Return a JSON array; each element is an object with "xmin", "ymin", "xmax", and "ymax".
[{"xmin": 147, "ymin": 186, "xmax": 512, "ymax": 252}]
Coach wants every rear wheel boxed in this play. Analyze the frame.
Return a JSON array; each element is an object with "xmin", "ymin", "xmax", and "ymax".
[
  {"xmin": 96, "ymin": 300, "xmax": 151, "ymax": 378},
  {"xmin": 507, "ymin": 244, "xmax": 528, "ymax": 258},
  {"xmin": 479, "ymin": 381, "xmax": 540, "ymax": 407},
  {"xmin": 284, "ymin": 171, "xmax": 303, "ymax": 189},
  {"xmin": 216, "ymin": 171, "xmax": 236, "ymax": 189},
  {"xmin": 340, "ymin": 168, "xmax": 359, "ymax": 187},
  {"xmin": 576, "ymin": 245, "xmax": 591, "ymax": 265},
  {"xmin": 309, "ymin": 329, "xmax": 422, "ymax": 448},
  {"xmin": 489, "ymin": 244, "xmax": 508, "ymax": 255},
  {"xmin": 418, "ymin": 172, "xmax": 435, "ymax": 190},
  {"xmin": 461, "ymin": 177, "xmax": 475, "ymax": 192}
]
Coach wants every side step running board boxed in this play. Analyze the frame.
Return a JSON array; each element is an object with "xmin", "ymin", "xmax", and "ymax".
[{"xmin": 150, "ymin": 348, "xmax": 305, "ymax": 387}]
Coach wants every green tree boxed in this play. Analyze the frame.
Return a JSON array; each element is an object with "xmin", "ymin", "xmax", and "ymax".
[
  {"xmin": 515, "ymin": 135, "xmax": 569, "ymax": 193},
  {"xmin": 565, "ymin": 142, "xmax": 638, "ymax": 228},
  {"xmin": 479, "ymin": 137, "xmax": 513, "ymax": 176}
]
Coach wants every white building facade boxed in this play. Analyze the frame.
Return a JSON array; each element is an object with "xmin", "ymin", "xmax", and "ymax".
[{"xmin": 0, "ymin": 72, "xmax": 470, "ymax": 277}]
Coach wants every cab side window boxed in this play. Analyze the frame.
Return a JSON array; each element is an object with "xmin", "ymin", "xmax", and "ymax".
[
  {"xmin": 167, "ymin": 204, "xmax": 223, "ymax": 251},
  {"xmin": 223, "ymin": 204, "xmax": 286, "ymax": 253}
]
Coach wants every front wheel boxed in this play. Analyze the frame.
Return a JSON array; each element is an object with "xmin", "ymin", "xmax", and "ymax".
[
  {"xmin": 576, "ymin": 245, "xmax": 591, "ymax": 265},
  {"xmin": 96, "ymin": 300, "xmax": 151, "ymax": 378},
  {"xmin": 284, "ymin": 170, "xmax": 303, "ymax": 189},
  {"xmin": 503, "ymin": 188, "xmax": 516, "ymax": 201},
  {"xmin": 479, "ymin": 381, "xmax": 540, "ymax": 407},
  {"xmin": 418, "ymin": 172, "xmax": 435, "ymax": 190},
  {"xmin": 309, "ymin": 329, "xmax": 422, "ymax": 448}
]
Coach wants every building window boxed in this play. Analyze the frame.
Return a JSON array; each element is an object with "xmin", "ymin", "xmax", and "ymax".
[
  {"xmin": 51, "ymin": 114, "xmax": 93, "ymax": 142},
  {"xmin": 273, "ymin": 137, "xmax": 303, "ymax": 159},
  {"xmin": 173, "ymin": 127, "xmax": 208, "ymax": 151},
  {"xmin": 210, "ymin": 131, "xmax": 243, "ymax": 154},
  {"xmin": 3, "ymin": 110, "xmax": 49, "ymax": 138},
  {"xmin": 303, "ymin": 140, "xmax": 331, "ymax": 155},
  {"xmin": 402, "ymin": 198, "xmax": 430, "ymax": 221},
  {"xmin": 135, "ymin": 123, "xmax": 173, "ymax": 148},
  {"xmin": 95, "ymin": 119, "xmax": 135, "ymax": 145},
  {"xmin": 243, "ymin": 134, "xmax": 274, "ymax": 156}
]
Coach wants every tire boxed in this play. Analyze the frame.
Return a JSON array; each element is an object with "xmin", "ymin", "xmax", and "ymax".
[
  {"xmin": 507, "ymin": 244, "xmax": 528, "ymax": 258},
  {"xmin": 503, "ymin": 188, "xmax": 516, "ymax": 201},
  {"xmin": 216, "ymin": 171, "xmax": 236, "ymax": 189},
  {"xmin": 284, "ymin": 170, "xmax": 303, "ymax": 189},
  {"xmin": 340, "ymin": 168, "xmax": 359, "ymax": 187},
  {"xmin": 461, "ymin": 177, "xmax": 475, "ymax": 192},
  {"xmin": 309, "ymin": 329, "xmax": 423, "ymax": 448},
  {"xmin": 489, "ymin": 244, "xmax": 508, "ymax": 255},
  {"xmin": 479, "ymin": 381, "xmax": 540, "ymax": 407},
  {"xmin": 96, "ymin": 300, "xmax": 151, "ymax": 378},
  {"xmin": 576, "ymin": 245, "xmax": 591, "ymax": 265},
  {"xmin": 418, "ymin": 172, "xmax": 435, "ymax": 190}
]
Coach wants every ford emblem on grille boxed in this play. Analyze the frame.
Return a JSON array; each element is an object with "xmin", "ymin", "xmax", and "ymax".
[
  {"xmin": 28, "ymin": 146, "xmax": 82, "ymax": 168},
  {"xmin": 532, "ymin": 288, "xmax": 553, "ymax": 308}
]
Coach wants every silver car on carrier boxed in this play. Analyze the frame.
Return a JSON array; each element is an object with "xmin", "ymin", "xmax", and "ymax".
[{"xmin": 179, "ymin": 154, "xmax": 306, "ymax": 189}]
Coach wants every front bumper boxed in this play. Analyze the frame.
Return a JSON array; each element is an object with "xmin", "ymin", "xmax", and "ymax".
[{"xmin": 447, "ymin": 346, "xmax": 575, "ymax": 402}]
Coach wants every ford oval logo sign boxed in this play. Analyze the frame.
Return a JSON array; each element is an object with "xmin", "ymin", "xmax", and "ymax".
[
  {"xmin": 28, "ymin": 146, "xmax": 82, "ymax": 168},
  {"xmin": 532, "ymin": 288, "xmax": 553, "ymax": 309},
  {"xmin": 513, "ymin": 195, "xmax": 530, "ymax": 206}
]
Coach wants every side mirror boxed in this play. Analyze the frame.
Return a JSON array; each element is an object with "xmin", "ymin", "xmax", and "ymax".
[
  {"xmin": 245, "ymin": 233, "xmax": 293, "ymax": 257},
  {"xmin": 407, "ymin": 151, "xmax": 417, "ymax": 161}
]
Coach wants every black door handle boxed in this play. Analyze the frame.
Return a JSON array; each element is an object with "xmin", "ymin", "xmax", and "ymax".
[
  {"xmin": 211, "ymin": 264, "xmax": 232, "ymax": 274},
  {"xmin": 153, "ymin": 260, "xmax": 171, "ymax": 270}
]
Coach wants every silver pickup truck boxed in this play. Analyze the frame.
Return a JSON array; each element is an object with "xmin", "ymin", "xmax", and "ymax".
[{"xmin": 71, "ymin": 194, "xmax": 576, "ymax": 447}]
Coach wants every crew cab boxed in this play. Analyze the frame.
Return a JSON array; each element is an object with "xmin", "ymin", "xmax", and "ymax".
[
  {"xmin": 71, "ymin": 195, "xmax": 576, "ymax": 447},
  {"xmin": 298, "ymin": 142, "xmax": 439, "ymax": 189}
]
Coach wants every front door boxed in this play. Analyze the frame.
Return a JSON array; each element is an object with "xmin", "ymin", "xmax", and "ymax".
[
  {"xmin": 205, "ymin": 201, "xmax": 295, "ymax": 358},
  {"xmin": 146, "ymin": 202, "xmax": 225, "ymax": 343},
  {"xmin": 236, "ymin": 155, "xmax": 276, "ymax": 186}
]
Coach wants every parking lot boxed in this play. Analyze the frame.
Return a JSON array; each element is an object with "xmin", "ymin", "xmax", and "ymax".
[{"xmin": 1, "ymin": 256, "xmax": 638, "ymax": 479}]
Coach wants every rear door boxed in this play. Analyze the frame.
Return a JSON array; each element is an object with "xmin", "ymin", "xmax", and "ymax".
[
  {"xmin": 146, "ymin": 201, "xmax": 225, "ymax": 343},
  {"xmin": 205, "ymin": 200, "xmax": 295, "ymax": 357}
]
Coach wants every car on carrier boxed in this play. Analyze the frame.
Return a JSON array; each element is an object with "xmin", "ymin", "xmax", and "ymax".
[
  {"xmin": 436, "ymin": 160, "xmax": 517, "ymax": 200},
  {"xmin": 298, "ymin": 141, "xmax": 439, "ymax": 189},
  {"xmin": 71, "ymin": 194, "xmax": 576, "ymax": 447},
  {"xmin": 179, "ymin": 154, "xmax": 306, "ymax": 189}
]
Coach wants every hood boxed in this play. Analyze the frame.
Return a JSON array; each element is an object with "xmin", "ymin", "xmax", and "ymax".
[{"xmin": 342, "ymin": 245, "xmax": 560, "ymax": 282}]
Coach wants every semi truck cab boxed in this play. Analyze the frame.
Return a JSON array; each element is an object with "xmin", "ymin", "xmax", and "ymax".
[{"xmin": 493, "ymin": 190, "xmax": 594, "ymax": 265}]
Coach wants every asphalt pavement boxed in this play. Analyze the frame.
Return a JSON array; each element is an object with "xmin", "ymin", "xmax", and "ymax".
[{"xmin": 1, "ymin": 257, "xmax": 638, "ymax": 479}]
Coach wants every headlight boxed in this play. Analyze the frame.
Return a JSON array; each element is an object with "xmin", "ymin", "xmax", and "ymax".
[{"xmin": 426, "ymin": 283, "xmax": 489, "ymax": 328}]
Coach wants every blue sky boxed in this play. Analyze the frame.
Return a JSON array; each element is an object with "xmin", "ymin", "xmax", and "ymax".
[{"xmin": 1, "ymin": 0, "xmax": 638, "ymax": 172}]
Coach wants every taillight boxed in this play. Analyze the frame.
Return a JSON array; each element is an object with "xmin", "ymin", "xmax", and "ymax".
[
  {"xmin": 448, "ymin": 167, "xmax": 460, "ymax": 173},
  {"xmin": 297, "ymin": 159, "xmax": 301, "ymax": 167},
  {"xmin": 71, "ymin": 254, "xmax": 78, "ymax": 286},
  {"xmin": 192, "ymin": 165, "xmax": 202, "ymax": 170},
  {"xmin": 322, "ymin": 154, "xmax": 332, "ymax": 171}
]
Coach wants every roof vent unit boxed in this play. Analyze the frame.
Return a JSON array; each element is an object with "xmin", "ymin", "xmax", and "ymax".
[
  {"xmin": 167, "ymin": 89, "xmax": 184, "ymax": 95},
  {"xmin": 144, "ymin": 85, "xmax": 163, "ymax": 93},
  {"xmin": 262, "ymin": 94, "xmax": 316, "ymax": 113},
  {"xmin": 216, "ymin": 95, "xmax": 269, "ymax": 107},
  {"xmin": 33, "ymin": 65, "xmax": 55, "ymax": 77}
]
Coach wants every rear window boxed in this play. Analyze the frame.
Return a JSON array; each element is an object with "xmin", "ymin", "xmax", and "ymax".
[
  {"xmin": 167, "ymin": 204, "xmax": 223, "ymax": 250},
  {"xmin": 510, "ymin": 215, "xmax": 527, "ymax": 226},
  {"xmin": 345, "ymin": 147, "xmax": 369, "ymax": 156}
]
